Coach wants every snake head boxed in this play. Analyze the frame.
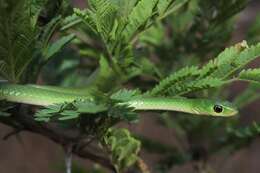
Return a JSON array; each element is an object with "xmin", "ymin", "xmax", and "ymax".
[
  {"xmin": 210, "ymin": 101, "xmax": 238, "ymax": 116},
  {"xmin": 193, "ymin": 99, "xmax": 238, "ymax": 116}
]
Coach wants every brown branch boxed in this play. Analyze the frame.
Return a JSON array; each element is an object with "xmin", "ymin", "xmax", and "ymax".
[
  {"xmin": 0, "ymin": 105, "xmax": 115, "ymax": 171},
  {"xmin": 137, "ymin": 158, "xmax": 150, "ymax": 173},
  {"xmin": 2, "ymin": 128, "xmax": 23, "ymax": 140}
]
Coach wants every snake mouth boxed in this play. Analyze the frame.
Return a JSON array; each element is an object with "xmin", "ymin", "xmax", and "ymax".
[
  {"xmin": 219, "ymin": 109, "xmax": 238, "ymax": 116},
  {"xmin": 230, "ymin": 109, "xmax": 239, "ymax": 116}
]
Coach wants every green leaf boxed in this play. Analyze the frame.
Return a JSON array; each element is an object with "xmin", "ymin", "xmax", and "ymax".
[
  {"xmin": 61, "ymin": 14, "xmax": 82, "ymax": 31},
  {"xmin": 73, "ymin": 8, "xmax": 97, "ymax": 32},
  {"xmin": 0, "ymin": 0, "xmax": 36, "ymax": 82},
  {"xmin": 198, "ymin": 41, "xmax": 260, "ymax": 82},
  {"xmin": 111, "ymin": 89, "xmax": 141, "ymax": 101},
  {"xmin": 85, "ymin": 56, "xmax": 118, "ymax": 92},
  {"xmin": 0, "ymin": 101, "xmax": 15, "ymax": 117},
  {"xmin": 59, "ymin": 110, "xmax": 80, "ymax": 120},
  {"xmin": 148, "ymin": 66, "xmax": 200, "ymax": 96},
  {"xmin": 157, "ymin": 0, "xmax": 174, "ymax": 15},
  {"xmin": 123, "ymin": 0, "xmax": 159, "ymax": 42},
  {"xmin": 232, "ymin": 43, "xmax": 260, "ymax": 74},
  {"xmin": 147, "ymin": 41, "xmax": 260, "ymax": 97},
  {"xmin": 35, "ymin": 103, "xmax": 66, "ymax": 120},
  {"xmin": 74, "ymin": 100, "xmax": 107, "ymax": 114},
  {"xmin": 89, "ymin": 0, "xmax": 118, "ymax": 41},
  {"xmin": 157, "ymin": 0, "xmax": 189, "ymax": 19},
  {"xmin": 43, "ymin": 34, "xmax": 75, "ymax": 60},
  {"xmin": 26, "ymin": 0, "xmax": 48, "ymax": 26},
  {"xmin": 110, "ymin": 0, "xmax": 138, "ymax": 18},
  {"xmin": 199, "ymin": 40, "xmax": 249, "ymax": 79},
  {"xmin": 74, "ymin": 0, "xmax": 118, "ymax": 42},
  {"xmin": 169, "ymin": 77, "xmax": 226, "ymax": 96},
  {"xmin": 102, "ymin": 128, "xmax": 141, "ymax": 172},
  {"xmin": 139, "ymin": 23, "xmax": 164, "ymax": 46},
  {"xmin": 35, "ymin": 98, "xmax": 108, "ymax": 122},
  {"xmin": 108, "ymin": 104, "xmax": 139, "ymax": 123},
  {"xmin": 227, "ymin": 122, "xmax": 260, "ymax": 142},
  {"xmin": 238, "ymin": 68, "xmax": 260, "ymax": 83},
  {"xmin": 40, "ymin": 15, "xmax": 62, "ymax": 49}
]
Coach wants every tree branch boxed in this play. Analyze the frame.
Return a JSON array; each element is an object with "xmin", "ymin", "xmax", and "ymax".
[{"xmin": 0, "ymin": 105, "xmax": 115, "ymax": 171}]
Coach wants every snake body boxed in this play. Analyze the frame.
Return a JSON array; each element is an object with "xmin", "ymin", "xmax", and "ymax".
[{"xmin": 0, "ymin": 83, "xmax": 238, "ymax": 116}]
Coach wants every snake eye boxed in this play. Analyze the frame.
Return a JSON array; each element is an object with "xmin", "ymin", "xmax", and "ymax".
[{"xmin": 214, "ymin": 105, "xmax": 223, "ymax": 113}]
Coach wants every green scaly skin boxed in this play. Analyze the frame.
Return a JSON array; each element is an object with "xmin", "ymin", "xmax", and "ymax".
[{"xmin": 0, "ymin": 83, "xmax": 238, "ymax": 116}]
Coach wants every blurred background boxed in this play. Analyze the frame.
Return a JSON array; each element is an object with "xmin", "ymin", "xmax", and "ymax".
[{"xmin": 0, "ymin": 0, "xmax": 259, "ymax": 173}]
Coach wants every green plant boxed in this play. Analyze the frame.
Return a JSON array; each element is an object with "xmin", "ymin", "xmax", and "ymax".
[{"xmin": 0, "ymin": 0, "xmax": 259, "ymax": 173}]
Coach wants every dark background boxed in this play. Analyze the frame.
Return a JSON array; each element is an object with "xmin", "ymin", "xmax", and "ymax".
[{"xmin": 0, "ymin": 0, "xmax": 259, "ymax": 172}]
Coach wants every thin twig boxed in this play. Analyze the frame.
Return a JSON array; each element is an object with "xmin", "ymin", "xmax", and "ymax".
[
  {"xmin": 2, "ymin": 128, "xmax": 23, "ymax": 140},
  {"xmin": 137, "ymin": 158, "xmax": 150, "ymax": 173},
  {"xmin": 64, "ymin": 144, "xmax": 73, "ymax": 173}
]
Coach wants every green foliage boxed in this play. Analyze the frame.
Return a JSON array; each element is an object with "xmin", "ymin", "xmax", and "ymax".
[
  {"xmin": 0, "ymin": 101, "xmax": 14, "ymax": 117},
  {"xmin": 0, "ymin": 0, "xmax": 260, "ymax": 172},
  {"xmin": 0, "ymin": 0, "xmax": 75, "ymax": 83},
  {"xmin": 123, "ymin": 0, "xmax": 158, "ymax": 42},
  {"xmin": 35, "ymin": 99, "xmax": 107, "ymax": 121},
  {"xmin": 73, "ymin": 0, "xmax": 119, "ymax": 46},
  {"xmin": 146, "ymin": 41, "xmax": 260, "ymax": 97},
  {"xmin": 26, "ymin": 0, "xmax": 48, "ymax": 26},
  {"xmin": 43, "ymin": 34, "xmax": 75, "ymax": 60},
  {"xmin": 199, "ymin": 41, "xmax": 249, "ymax": 79},
  {"xmin": 230, "ymin": 43, "xmax": 260, "ymax": 77},
  {"xmin": 238, "ymin": 68, "xmax": 260, "ymax": 83},
  {"xmin": 111, "ymin": 89, "xmax": 141, "ymax": 101},
  {"xmin": 35, "ymin": 89, "xmax": 140, "ymax": 123},
  {"xmin": 73, "ymin": 0, "xmax": 188, "ymax": 73},
  {"xmin": 224, "ymin": 122, "xmax": 260, "ymax": 150},
  {"xmin": 0, "ymin": 0, "xmax": 36, "ymax": 82},
  {"xmin": 157, "ymin": 0, "xmax": 189, "ymax": 19},
  {"xmin": 147, "ymin": 66, "xmax": 200, "ymax": 96},
  {"xmin": 227, "ymin": 122, "xmax": 260, "ymax": 139},
  {"xmin": 102, "ymin": 128, "xmax": 141, "ymax": 173},
  {"xmin": 139, "ymin": 23, "xmax": 165, "ymax": 46}
]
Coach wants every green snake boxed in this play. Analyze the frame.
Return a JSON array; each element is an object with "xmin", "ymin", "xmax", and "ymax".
[{"xmin": 0, "ymin": 82, "xmax": 238, "ymax": 116}]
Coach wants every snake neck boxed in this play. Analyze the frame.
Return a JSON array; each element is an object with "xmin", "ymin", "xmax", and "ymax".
[{"xmin": 127, "ymin": 97, "xmax": 197, "ymax": 114}]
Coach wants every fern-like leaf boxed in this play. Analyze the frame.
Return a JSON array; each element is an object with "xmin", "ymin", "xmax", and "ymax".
[
  {"xmin": 231, "ymin": 43, "xmax": 260, "ymax": 74},
  {"xmin": 102, "ymin": 128, "xmax": 141, "ymax": 173},
  {"xmin": 157, "ymin": 0, "xmax": 175, "ymax": 16},
  {"xmin": 74, "ymin": 0, "xmax": 118, "ymax": 42},
  {"xmin": 89, "ymin": 0, "xmax": 118, "ymax": 42},
  {"xmin": 148, "ymin": 66, "xmax": 200, "ymax": 96},
  {"xmin": 26, "ymin": 0, "xmax": 48, "ymax": 26},
  {"xmin": 221, "ymin": 121, "xmax": 260, "ymax": 150},
  {"xmin": 123, "ymin": 0, "xmax": 159, "ymax": 42},
  {"xmin": 169, "ymin": 77, "xmax": 227, "ymax": 96},
  {"xmin": 61, "ymin": 13, "xmax": 82, "ymax": 31},
  {"xmin": 40, "ymin": 15, "xmax": 62, "ymax": 49},
  {"xmin": 199, "ymin": 40, "xmax": 249, "ymax": 79},
  {"xmin": 204, "ymin": 41, "xmax": 260, "ymax": 79},
  {"xmin": 157, "ymin": 0, "xmax": 189, "ymax": 19},
  {"xmin": 238, "ymin": 68, "xmax": 260, "ymax": 83},
  {"xmin": 0, "ymin": 0, "xmax": 36, "ymax": 83},
  {"xmin": 111, "ymin": 89, "xmax": 141, "ymax": 101},
  {"xmin": 35, "ymin": 98, "xmax": 108, "ymax": 122},
  {"xmin": 43, "ymin": 34, "xmax": 75, "ymax": 61}
]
